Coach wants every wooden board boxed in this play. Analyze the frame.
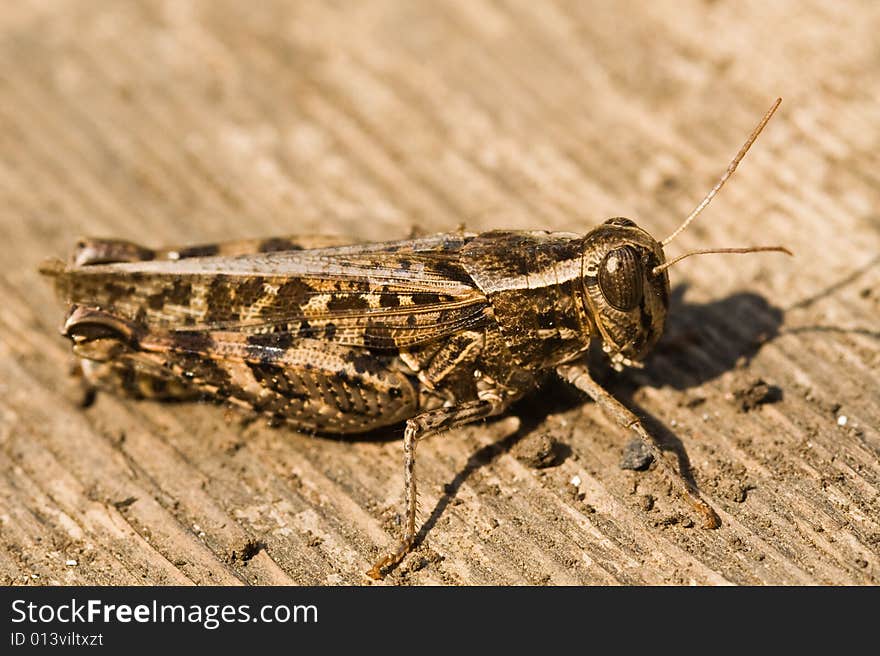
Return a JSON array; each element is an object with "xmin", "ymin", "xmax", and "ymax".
[{"xmin": 1, "ymin": 0, "xmax": 878, "ymax": 585}]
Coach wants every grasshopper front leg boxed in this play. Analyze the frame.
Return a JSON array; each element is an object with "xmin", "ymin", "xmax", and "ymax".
[
  {"xmin": 556, "ymin": 363, "xmax": 720, "ymax": 529},
  {"xmin": 368, "ymin": 395, "xmax": 506, "ymax": 580}
]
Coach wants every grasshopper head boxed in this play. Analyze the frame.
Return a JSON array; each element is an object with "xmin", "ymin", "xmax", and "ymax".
[
  {"xmin": 580, "ymin": 218, "xmax": 669, "ymax": 370},
  {"xmin": 577, "ymin": 99, "xmax": 791, "ymax": 371}
]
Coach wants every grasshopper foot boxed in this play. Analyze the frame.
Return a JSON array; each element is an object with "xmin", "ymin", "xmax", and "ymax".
[{"xmin": 367, "ymin": 539, "xmax": 413, "ymax": 580}]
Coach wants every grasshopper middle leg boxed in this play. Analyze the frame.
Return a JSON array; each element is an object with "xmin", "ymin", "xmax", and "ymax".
[{"xmin": 368, "ymin": 396, "xmax": 505, "ymax": 579}]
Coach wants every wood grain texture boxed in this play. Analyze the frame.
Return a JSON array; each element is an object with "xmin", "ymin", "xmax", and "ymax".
[{"xmin": 1, "ymin": 0, "xmax": 878, "ymax": 585}]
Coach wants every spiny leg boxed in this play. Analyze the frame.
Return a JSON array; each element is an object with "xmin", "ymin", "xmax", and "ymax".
[
  {"xmin": 556, "ymin": 363, "xmax": 720, "ymax": 529},
  {"xmin": 367, "ymin": 396, "xmax": 505, "ymax": 580}
]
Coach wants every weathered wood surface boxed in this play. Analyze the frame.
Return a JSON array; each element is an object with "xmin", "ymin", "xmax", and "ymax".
[{"xmin": 1, "ymin": 0, "xmax": 878, "ymax": 585}]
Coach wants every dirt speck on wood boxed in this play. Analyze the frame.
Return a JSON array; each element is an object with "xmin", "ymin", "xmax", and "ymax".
[
  {"xmin": 728, "ymin": 378, "xmax": 783, "ymax": 412},
  {"xmin": 512, "ymin": 433, "xmax": 562, "ymax": 469},
  {"xmin": 619, "ymin": 438, "xmax": 654, "ymax": 471}
]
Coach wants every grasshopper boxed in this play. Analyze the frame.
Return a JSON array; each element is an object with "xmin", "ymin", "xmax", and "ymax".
[{"xmin": 40, "ymin": 99, "xmax": 790, "ymax": 579}]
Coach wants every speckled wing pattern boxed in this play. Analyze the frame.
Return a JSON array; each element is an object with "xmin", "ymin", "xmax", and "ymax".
[
  {"xmin": 48, "ymin": 236, "xmax": 492, "ymax": 351},
  {"xmin": 43, "ymin": 234, "xmax": 497, "ymax": 434}
]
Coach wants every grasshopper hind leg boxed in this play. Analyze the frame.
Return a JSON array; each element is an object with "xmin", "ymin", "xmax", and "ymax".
[
  {"xmin": 77, "ymin": 358, "xmax": 203, "ymax": 402},
  {"xmin": 63, "ymin": 305, "xmax": 202, "ymax": 403}
]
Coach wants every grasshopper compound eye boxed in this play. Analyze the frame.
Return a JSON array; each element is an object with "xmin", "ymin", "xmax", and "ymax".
[{"xmin": 598, "ymin": 245, "xmax": 643, "ymax": 312}]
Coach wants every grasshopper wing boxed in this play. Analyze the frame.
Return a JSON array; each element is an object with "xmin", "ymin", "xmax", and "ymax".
[{"xmin": 51, "ymin": 242, "xmax": 491, "ymax": 350}]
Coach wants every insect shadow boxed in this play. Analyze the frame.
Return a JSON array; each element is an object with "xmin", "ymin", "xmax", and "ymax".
[
  {"xmin": 413, "ymin": 284, "xmax": 785, "ymax": 546},
  {"xmin": 634, "ymin": 283, "xmax": 784, "ymax": 389},
  {"xmin": 781, "ymin": 253, "xmax": 880, "ymax": 340},
  {"xmin": 785, "ymin": 253, "xmax": 879, "ymax": 312}
]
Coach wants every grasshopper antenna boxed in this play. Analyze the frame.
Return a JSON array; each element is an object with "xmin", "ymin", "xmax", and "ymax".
[
  {"xmin": 661, "ymin": 98, "xmax": 782, "ymax": 247},
  {"xmin": 653, "ymin": 245, "xmax": 792, "ymax": 276}
]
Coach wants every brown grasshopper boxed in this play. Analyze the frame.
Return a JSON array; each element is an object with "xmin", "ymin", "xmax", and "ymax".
[{"xmin": 40, "ymin": 99, "xmax": 790, "ymax": 579}]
